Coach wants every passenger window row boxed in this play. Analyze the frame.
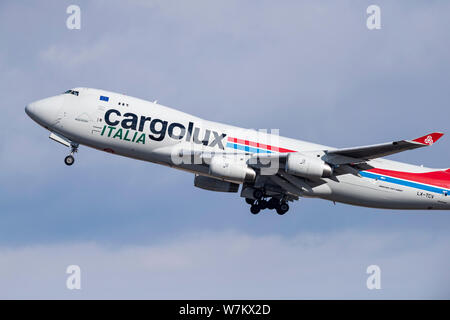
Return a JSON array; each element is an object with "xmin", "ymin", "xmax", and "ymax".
[{"xmin": 118, "ymin": 102, "xmax": 129, "ymax": 107}]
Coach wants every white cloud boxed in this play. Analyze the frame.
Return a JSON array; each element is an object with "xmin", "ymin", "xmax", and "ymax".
[{"xmin": 0, "ymin": 230, "xmax": 448, "ymax": 299}]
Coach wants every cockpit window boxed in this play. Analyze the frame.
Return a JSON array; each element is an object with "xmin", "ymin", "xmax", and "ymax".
[{"xmin": 64, "ymin": 89, "xmax": 79, "ymax": 96}]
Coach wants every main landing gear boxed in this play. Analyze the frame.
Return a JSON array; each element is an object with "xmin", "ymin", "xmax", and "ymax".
[
  {"xmin": 64, "ymin": 143, "xmax": 79, "ymax": 166},
  {"xmin": 246, "ymin": 190, "xmax": 290, "ymax": 215}
]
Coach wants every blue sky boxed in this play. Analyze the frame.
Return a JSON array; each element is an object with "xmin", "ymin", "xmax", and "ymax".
[{"xmin": 0, "ymin": 0, "xmax": 449, "ymax": 299}]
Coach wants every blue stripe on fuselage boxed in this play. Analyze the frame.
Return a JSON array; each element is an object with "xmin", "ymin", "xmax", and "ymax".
[
  {"xmin": 226, "ymin": 143, "xmax": 273, "ymax": 153},
  {"xmin": 360, "ymin": 171, "xmax": 448, "ymax": 194}
]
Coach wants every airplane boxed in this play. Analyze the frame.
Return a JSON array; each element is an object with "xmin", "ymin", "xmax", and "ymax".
[{"xmin": 25, "ymin": 87, "xmax": 450, "ymax": 215}]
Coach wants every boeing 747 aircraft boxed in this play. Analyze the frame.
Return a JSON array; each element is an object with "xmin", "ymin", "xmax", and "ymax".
[{"xmin": 25, "ymin": 88, "xmax": 450, "ymax": 214}]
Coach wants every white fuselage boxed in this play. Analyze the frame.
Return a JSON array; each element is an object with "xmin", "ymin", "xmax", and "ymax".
[{"xmin": 25, "ymin": 87, "xmax": 450, "ymax": 210}]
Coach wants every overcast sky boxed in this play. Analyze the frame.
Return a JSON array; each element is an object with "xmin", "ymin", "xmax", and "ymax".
[{"xmin": 1, "ymin": 0, "xmax": 450, "ymax": 299}]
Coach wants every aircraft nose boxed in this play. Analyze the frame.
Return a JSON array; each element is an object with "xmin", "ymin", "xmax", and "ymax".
[
  {"xmin": 25, "ymin": 102, "xmax": 36, "ymax": 117},
  {"xmin": 25, "ymin": 95, "xmax": 64, "ymax": 128}
]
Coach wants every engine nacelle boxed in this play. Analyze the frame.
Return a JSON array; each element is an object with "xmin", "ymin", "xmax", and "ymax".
[
  {"xmin": 209, "ymin": 155, "xmax": 256, "ymax": 183},
  {"xmin": 285, "ymin": 152, "xmax": 333, "ymax": 179},
  {"xmin": 194, "ymin": 175, "xmax": 239, "ymax": 193}
]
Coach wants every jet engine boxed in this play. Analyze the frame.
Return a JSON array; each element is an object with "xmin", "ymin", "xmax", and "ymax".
[
  {"xmin": 285, "ymin": 152, "xmax": 333, "ymax": 179},
  {"xmin": 194, "ymin": 175, "xmax": 240, "ymax": 193},
  {"xmin": 209, "ymin": 155, "xmax": 256, "ymax": 183}
]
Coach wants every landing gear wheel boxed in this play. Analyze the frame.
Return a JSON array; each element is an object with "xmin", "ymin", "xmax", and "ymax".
[
  {"xmin": 250, "ymin": 205, "xmax": 261, "ymax": 215},
  {"xmin": 276, "ymin": 202, "xmax": 289, "ymax": 215},
  {"xmin": 64, "ymin": 143, "xmax": 79, "ymax": 167},
  {"xmin": 253, "ymin": 189, "xmax": 263, "ymax": 200},
  {"xmin": 64, "ymin": 155, "xmax": 75, "ymax": 166},
  {"xmin": 245, "ymin": 198, "xmax": 255, "ymax": 205},
  {"xmin": 267, "ymin": 198, "xmax": 278, "ymax": 210},
  {"xmin": 258, "ymin": 199, "xmax": 268, "ymax": 210}
]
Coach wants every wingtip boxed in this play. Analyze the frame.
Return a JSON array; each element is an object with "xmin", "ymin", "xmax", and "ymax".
[{"xmin": 412, "ymin": 132, "xmax": 444, "ymax": 145}]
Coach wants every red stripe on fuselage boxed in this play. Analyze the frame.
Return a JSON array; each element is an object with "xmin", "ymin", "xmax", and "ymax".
[
  {"xmin": 227, "ymin": 137, "xmax": 296, "ymax": 153},
  {"xmin": 367, "ymin": 168, "xmax": 450, "ymax": 189}
]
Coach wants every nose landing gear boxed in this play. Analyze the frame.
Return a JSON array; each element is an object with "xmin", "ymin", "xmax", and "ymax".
[
  {"xmin": 64, "ymin": 155, "xmax": 75, "ymax": 166},
  {"xmin": 64, "ymin": 143, "xmax": 79, "ymax": 166}
]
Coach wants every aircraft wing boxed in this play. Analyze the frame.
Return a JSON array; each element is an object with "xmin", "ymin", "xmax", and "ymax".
[
  {"xmin": 247, "ymin": 132, "xmax": 445, "ymax": 203},
  {"xmin": 324, "ymin": 132, "xmax": 444, "ymax": 165},
  {"xmin": 167, "ymin": 132, "xmax": 444, "ymax": 169}
]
